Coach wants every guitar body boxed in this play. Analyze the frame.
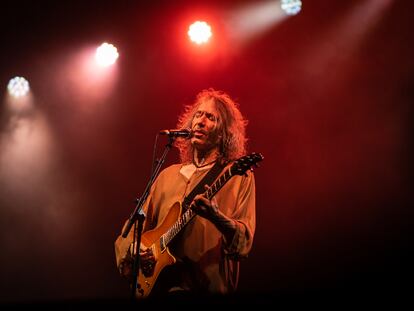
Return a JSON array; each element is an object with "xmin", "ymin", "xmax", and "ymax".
[{"xmin": 135, "ymin": 201, "xmax": 182, "ymax": 299}]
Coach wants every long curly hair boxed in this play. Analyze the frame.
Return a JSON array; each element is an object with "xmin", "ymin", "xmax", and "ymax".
[{"xmin": 174, "ymin": 88, "xmax": 248, "ymax": 164}]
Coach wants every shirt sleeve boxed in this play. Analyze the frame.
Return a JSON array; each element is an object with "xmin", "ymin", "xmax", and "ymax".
[
  {"xmin": 222, "ymin": 170, "xmax": 256, "ymax": 260},
  {"xmin": 114, "ymin": 177, "xmax": 159, "ymax": 271}
]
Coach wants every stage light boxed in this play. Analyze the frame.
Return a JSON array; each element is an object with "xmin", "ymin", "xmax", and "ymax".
[
  {"xmin": 281, "ymin": 0, "xmax": 302, "ymax": 16},
  {"xmin": 188, "ymin": 21, "xmax": 212, "ymax": 45},
  {"xmin": 95, "ymin": 42, "xmax": 119, "ymax": 67},
  {"xmin": 7, "ymin": 76, "xmax": 30, "ymax": 98}
]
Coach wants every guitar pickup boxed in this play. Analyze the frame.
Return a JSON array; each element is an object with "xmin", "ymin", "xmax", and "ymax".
[{"xmin": 159, "ymin": 236, "xmax": 166, "ymax": 253}]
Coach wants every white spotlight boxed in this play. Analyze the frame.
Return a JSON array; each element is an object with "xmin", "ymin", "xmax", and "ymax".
[
  {"xmin": 95, "ymin": 42, "xmax": 119, "ymax": 67},
  {"xmin": 7, "ymin": 76, "xmax": 30, "ymax": 98},
  {"xmin": 281, "ymin": 0, "xmax": 302, "ymax": 16}
]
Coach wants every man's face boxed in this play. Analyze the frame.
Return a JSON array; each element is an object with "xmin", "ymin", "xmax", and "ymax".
[{"xmin": 190, "ymin": 99, "xmax": 221, "ymax": 152}]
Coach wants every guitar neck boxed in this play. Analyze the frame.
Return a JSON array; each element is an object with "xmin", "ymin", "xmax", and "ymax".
[{"xmin": 161, "ymin": 167, "xmax": 233, "ymax": 247}]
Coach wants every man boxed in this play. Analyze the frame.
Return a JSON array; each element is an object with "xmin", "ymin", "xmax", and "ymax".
[{"xmin": 114, "ymin": 88, "xmax": 256, "ymax": 298}]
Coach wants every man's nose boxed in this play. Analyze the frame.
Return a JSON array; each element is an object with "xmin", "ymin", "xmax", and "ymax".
[{"xmin": 196, "ymin": 117, "xmax": 206, "ymax": 127}]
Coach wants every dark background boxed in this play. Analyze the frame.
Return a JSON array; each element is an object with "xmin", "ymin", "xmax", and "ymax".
[{"xmin": 0, "ymin": 0, "xmax": 412, "ymax": 305}]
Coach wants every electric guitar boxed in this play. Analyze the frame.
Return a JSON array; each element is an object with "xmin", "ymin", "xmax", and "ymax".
[{"xmin": 134, "ymin": 152, "xmax": 264, "ymax": 299}]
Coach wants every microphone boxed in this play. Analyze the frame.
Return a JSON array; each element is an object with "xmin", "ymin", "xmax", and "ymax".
[{"xmin": 159, "ymin": 128, "xmax": 192, "ymax": 138}]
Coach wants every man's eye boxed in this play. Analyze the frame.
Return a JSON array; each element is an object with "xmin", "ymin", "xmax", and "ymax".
[{"xmin": 208, "ymin": 115, "xmax": 217, "ymax": 121}]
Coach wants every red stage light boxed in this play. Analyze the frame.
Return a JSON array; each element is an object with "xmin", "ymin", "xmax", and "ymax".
[{"xmin": 188, "ymin": 21, "xmax": 212, "ymax": 45}]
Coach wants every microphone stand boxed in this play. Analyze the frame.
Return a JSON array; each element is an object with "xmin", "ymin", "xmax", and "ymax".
[{"xmin": 121, "ymin": 135, "xmax": 175, "ymax": 300}]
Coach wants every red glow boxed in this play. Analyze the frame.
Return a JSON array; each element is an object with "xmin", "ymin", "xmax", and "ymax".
[{"xmin": 56, "ymin": 46, "xmax": 119, "ymax": 111}]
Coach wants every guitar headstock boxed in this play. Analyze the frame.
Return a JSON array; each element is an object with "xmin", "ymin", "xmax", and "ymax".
[{"xmin": 231, "ymin": 152, "xmax": 264, "ymax": 176}]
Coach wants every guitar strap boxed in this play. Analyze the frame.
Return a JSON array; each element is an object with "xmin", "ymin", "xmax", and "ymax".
[{"xmin": 182, "ymin": 160, "xmax": 226, "ymax": 210}]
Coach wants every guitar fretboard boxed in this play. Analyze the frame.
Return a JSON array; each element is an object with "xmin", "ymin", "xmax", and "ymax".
[{"xmin": 161, "ymin": 168, "xmax": 233, "ymax": 248}]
